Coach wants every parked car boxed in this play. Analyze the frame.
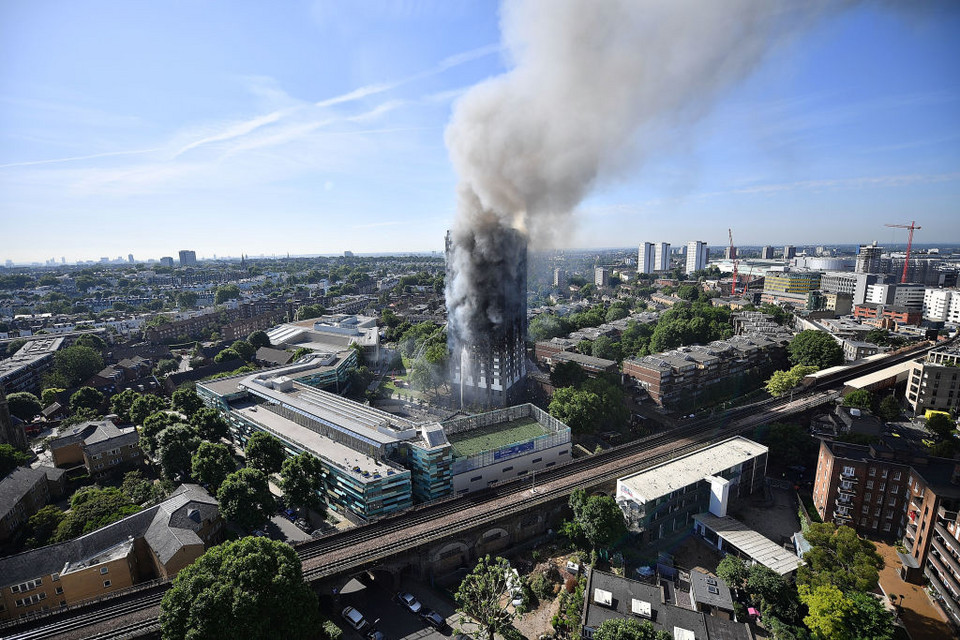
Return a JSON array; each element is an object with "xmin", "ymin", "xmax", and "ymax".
[
  {"xmin": 294, "ymin": 518, "xmax": 311, "ymax": 532},
  {"xmin": 252, "ymin": 529, "xmax": 267, "ymax": 537},
  {"xmin": 366, "ymin": 631, "xmax": 385, "ymax": 640},
  {"xmin": 395, "ymin": 591, "xmax": 422, "ymax": 614},
  {"xmin": 420, "ymin": 610, "xmax": 447, "ymax": 631},
  {"xmin": 341, "ymin": 606, "xmax": 368, "ymax": 631}
]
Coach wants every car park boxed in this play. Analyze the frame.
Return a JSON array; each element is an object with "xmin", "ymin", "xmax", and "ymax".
[
  {"xmin": 395, "ymin": 591, "xmax": 422, "ymax": 614},
  {"xmin": 342, "ymin": 606, "xmax": 368, "ymax": 630}
]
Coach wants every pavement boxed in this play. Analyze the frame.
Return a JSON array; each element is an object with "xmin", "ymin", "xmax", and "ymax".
[{"xmin": 873, "ymin": 538, "xmax": 955, "ymax": 640}]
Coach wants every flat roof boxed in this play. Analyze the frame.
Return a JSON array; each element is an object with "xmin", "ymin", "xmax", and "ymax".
[
  {"xmin": 694, "ymin": 513, "xmax": 799, "ymax": 575},
  {"xmin": 844, "ymin": 361, "xmax": 913, "ymax": 390},
  {"xmin": 448, "ymin": 417, "xmax": 546, "ymax": 458},
  {"xmin": 234, "ymin": 403, "xmax": 405, "ymax": 482},
  {"xmin": 618, "ymin": 437, "xmax": 768, "ymax": 503}
]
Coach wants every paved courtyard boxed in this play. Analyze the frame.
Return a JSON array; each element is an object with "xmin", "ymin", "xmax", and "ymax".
[{"xmin": 873, "ymin": 540, "xmax": 955, "ymax": 640}]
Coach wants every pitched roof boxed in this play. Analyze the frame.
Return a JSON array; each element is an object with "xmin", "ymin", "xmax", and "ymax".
[{"xmin": 0, "ymin": 466, "xmax": 48, "ymax": 517}]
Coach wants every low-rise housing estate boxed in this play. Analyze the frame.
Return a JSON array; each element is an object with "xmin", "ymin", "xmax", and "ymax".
[{"xmin": 49, "ymin": 419, "xmax": 142, "ymax": 476}]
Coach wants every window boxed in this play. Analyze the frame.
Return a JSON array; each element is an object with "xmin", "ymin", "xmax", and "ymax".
[
  {"xmin": 532, "ymin": 457, "xmax": 542, "ymax": 464},
  {"xmin": 881, "ymin": 469, "xmax": 888, "ymax": 479},
  {"xmin": 869, "ymin": 467, "xmax": 876, "ymax": 476},
  {"xmin": 470, "ymin": 475, "xmax": 482, "ymax": 482},
  {"xmin": 862, "ymin": 505, "xmax": 869, "ymax": 514},
  {"xmin": 55, "ymin": 587, "xmax": 63, "ymax": 595},
  {"xmin": 889, "ymin": 497, "xmax": 897, "ymax": 506},
  {"xmin": 501, "ymin": 466, "xmax": 513, "ymax": 473},
  {"xmin": 866, "ymin": 481, "xmax": 874, "ymax": 489},
  {"xmin": 873, "ymin": 519, "xmax": 879, "ymax": 529},
  {"xmin": 875, "ymin": 508, "xmax": 881, "ymax": 517},
  {"xmin": 100, "ymin": 567, "xmax": 109, "ymax": 575},
  {"xmin": 51, "ymin": 574, "xmax": 59, "ymax": 582},
  {"xmin": 879, "ymin": 483, "xmax": 886, "ymax": 492},
  {"xmin": 884, "ymin": 523, "xmax": 892, "ymax": 532},
  {"xmin": 864, "ymin": 492, "xmax": 872, "ymax": 502},
  {"xmin": 103, "ymin": 580, "xmax": 111, "ymax": 588}
]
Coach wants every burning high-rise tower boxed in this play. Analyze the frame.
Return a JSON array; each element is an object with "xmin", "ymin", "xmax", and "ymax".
[{"xmin": 446, "ymin": 227, "xmax": 527, "ymax": 409}]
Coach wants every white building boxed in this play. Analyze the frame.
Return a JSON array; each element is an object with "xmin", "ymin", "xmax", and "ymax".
[
  {"xmin": 638, "ymin": 243, "xmax": 656, "ymax": 274},
  {"xmin": 865, "ymin": 283, "xmax": 925, "ymax": 310},
  {"xmin": 655, "ymin": 243, "xmax": 671, "ymax": 271},
  {"xmin": 595, "ymin": 267, "xmax": 610, "ymax": 287},
  {"xmin": 924, "ymin": 288, "xmax": 955, "ymax": 322},
  {"xmin": 685, "ymin": 241, "xmax": 709, "ymax": 275}
]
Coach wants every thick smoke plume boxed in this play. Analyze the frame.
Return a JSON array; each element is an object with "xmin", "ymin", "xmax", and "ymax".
[{"xmin": 445, "ymin": 0, "xmax": 845, "ymax": 350}]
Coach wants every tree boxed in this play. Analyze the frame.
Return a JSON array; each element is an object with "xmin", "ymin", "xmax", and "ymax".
[
  {"xmin": 926, "ymin": 412, "xmax": 956, "ymax": 439},
  {"xmin": 593, "ymin": 618, "xmax": 671, "ymax": 640},
  {"xmin": 247, "ymin": 330, "xmax": 271, "ymax": 349},
  {"xmin": 844, "ymin": 591, "xmax": 895, "ymax": 640},
  {"xmin": 7, "ymin": 391, "xmax": 42, "ymax": 421},
  {"xmin": 155, "ymin": 424, "xmax": 201, "ymax": 480},
  {"xmin": 69, "ymin": 386, "xmax": 104, "ymax": 413},
  {"xmin": 550, "ymin": 361, "xmax": 587, "ymax": 389},
  {"xmin": 25, "ymin": 505, "xmax": 65, "ymax": 548},
  {"xmin": 279, "ymin": 453, "xmax": 326, "ymax": 513},
  {"xmin": 53, "ymin": 345, "xmax": 104, "ymax": 387},
  {"xmin": 591, "ymin": 335, "xmax": 621, "ymax": 361},
  {"xmin": 217, "ymin": 468, "xmax": 276, "ymax": 531},
  {"xmin": 54, "ymin": 487, "xmax": 141, "ymax": 542},
  {"xmin": 176, "ymin": 291, "xmax": 198, "ymax": 308},
  {"xmin": 877, "ymin": 395, "xmax": 901, "ymax": 422},
  {"xmin": 191, "ymin": 442, "xmax": 236, "ymax": 492},
  {"xmin": 191, "ymin": 407, "xmax": 230, "ymax": 442},
  {"xmin": 214, "ymin": 348, "xmax": 242, "ymax": 364},
  {"xmin": 716, "ymin": 555, "xmax": 749, "ymax": 592},
  {"xmin": 130, "ymin": 394, "xmax": 168, "ymax": 425},
  {"xmin": 567, "ymin": 489, "xmax": 626, "ymax": 550},
  {"xmin": 528, "ymin": 314, "xmax": 571, "ymax": 342},
  {"xmin": 214, "ymin": 284, "xmax": 241, "ymax": 305},
  {"xmin": 799, "ymin": 584, "xmax": 852, "ymax": 640},
  {"xmin": 765, "ymin": 365, "xmax": 818, "ymax": 397},
  {"xmin": 798, "ymin": 523, "xmax": 884, "ymax": 593},
  {"xmin": 454, "ymin": 555, "xmax": 519, "ymax": 640},
  {"xmin": 7, "ymin": 338, "xmax": 27, "ymax": 355},
  {"xmin": 0, "ymin": 444, "xmax": 30, "ymax": 477},
  {"xmin": 110, "ymin": 389, "xmax": 141, "ymax": 423},
  {"xmin": 41, "ymin": 387, "xmax": 64, "ymax": 407},
  {"xmin": 171, "ymin": 387, "xmax": 204, "ymax": 417},
  {"xmin": 121, "ymin": 470, "xmax": 165, "ymax": 505},
  {"xmin": 75, "ymin": 333, "xmax": 107, "ymax": 351},
  {"xmin": 159, "ymin": 537, "xmax": 318, "ymax": 640},
  {"xmin": 231, "ymin": 339, "xmax": 256, "ymax": 361},
  {"xmin": 605, "ymin": 305, "xmax": 630, "ymax": 323},
  {"xmin": 788, "ymin": 330, "xmax": 843, "ymax": 369},
  {"xmin": 842, "ymin": 389, "xmax": 873, "ymax": 411},
  {"xmin": 154, "ymin": 358, "xmax": 179, "ymax": 376},
  {"xmin": 139, "ymin": 411, "xmax": 180, "ymax": 455},
  {"xmin": 246, "ymin": 431, "xmax": 286, "ymax": 474},
  {"xmin": 549, "ymin": 387, "xmax": 604, "ymax": 434}
]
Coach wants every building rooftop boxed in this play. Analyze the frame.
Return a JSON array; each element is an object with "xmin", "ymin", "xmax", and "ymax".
[
  {"xmin": 50, "ymin": 419, "xmax": 138, "ymax": 456},
  {"xmin": 0, "ymin": 336, "xmax": 64, "ymax": 377},
  {"xmin": 618, "ymin": 437, "xmax": 768, "ymax": 504},
  {"xmin": 689, "ymin": 569, "xmax": 734, "ymax": 612},
  {"xmin": 693, "ymin": 512, "xmax": 799, "ymax": 575},
  {"xmin": 0, "ymin": 466, "xmax": 51, "ymax": 517},
  {"xmin": 447, "ymin": 416, "xmax": 545, "ymax": 458},
  {"xmin": 550, "ymin": 350, "xmax": 617, "ymax": 371}
]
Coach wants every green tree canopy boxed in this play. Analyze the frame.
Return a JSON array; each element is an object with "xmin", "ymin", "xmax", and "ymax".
[
  {"xmin": 550, "ymin": 361, "xmax": 587, "ymax": 389},
  {"xmin": 788, "ymin": 330, "xmax": 844, "ymax": 369},
  {"xmin": 130, "ymin": 394, "xmax": 168, "ymax": 426},
  {"xmin": 69, "ymin": 386, "xmax": 104, "ymax": 413},
  {"xmin": 0, "ymin": 444, "xmax": 30, "ymax": 477},
  {"xmin": 842, "ymin": 389, "xmax": 874, "ymax": 411},
  {"xmin": 25, "ymin": 505, "xmax": 65, "ymax": 548},
  {"xmin": 139, "ymin": 411, "xmax": 180, "ymax": 455},
  {"xmin": 176, "ymin": 291, "xmax": 198, "ymax": 308},
  {"xmin": 75, "ymin": 333, "xmax": 107, "ymax": 351},
  {"xmin": 567, "ymin": 489, "xmax": 627, "ymax": 550},
  {"xmin": 716, "ymin": 555, "xmax": 749, "ymax": 592},
  {"xmin": 53, "ymin": 344, "xmax": 104, "ymax": 387},
  {"xmin": 247, "ymin": 330, "xmax": 271, "ymax": 349},
  {"xmin": 245, "ymin": 431, "xmax": 286, "ymax": 474},
  {"xmin": 798, "ymin": 523, "xmax": 884, "ymax": 594},
  {"xmin": 593, "ymin": 618, "xmax": 672, "ymax": 640},
  {"xmin": 877, "ymin": 395, "xmax": 901, "ymax": 422},
  {"xmin": 528, "ymin": 313, "xmax": 572, "ymax": 342},
  {"xmin": 110, "ymin": 388, "xmax": 141, "ymax": 423},
  {"xmin": 121, "ymin": 470, "xmax": 165, "ymax": 506},
  {"xmin": 549, "ymin": 387, "xmax": 604, "ymax": 434},
  {"xmin": 765, "ymin": 364, "xmax": 818, "ymax": 397},
  {"xmin": 171, "ymin": 387, "xmax": 204, "ymax": 417},
  {"xmin": 191, "ymin": 407, "xmax": 230, "ymax": 442},
  {"xmin": 592, "ymin": 335, "xmax": 621, "ymax": 361},
  {"xmin": 54, "ymin": 487, "xmax": 141, "ymax": 542},
  {"xmin": 799, "ymin": 584, "xmax": 894, "ymax": 640},
  {"xmin": 230, "ymin": 339, "xmax": 256, "ymax": 361},
  {"xmin": 217, "ymin": 468, "xmax": 276, "ymax": 531},
  {"xmin": 155, "ymin": 424, "xmax": 201, "ymax": 480},
  {"xmin": 454, "ymin": 555, "xmax": 519, "ymax": 640},
  {"xmin": 191, "ymin": 442, "xmax": 236, "ymax": 492},
  {"xmin": 159, "ymin": 537, "xmax": 318, "ymax": 640},
  {"xmin": 926, "ymin": 412, "xmax": 956, "ymax": 439},
  {"xmin": 279, "ymin": 453, "xmax": 325, "ymax": 513},
  {"xmin": 41, "ymin": 387, "xmax": 64, "ymax": 407},
  {"xmin": 214, "ymin": 348, "xmax": 242, "ymax": 364},
  {"xmin": 214, "ymin": 284, "xmax": 241, "ymax": 305},
  {"xmin": 7, "ymin": 391, "xmax": 42, "ymax": 420}
]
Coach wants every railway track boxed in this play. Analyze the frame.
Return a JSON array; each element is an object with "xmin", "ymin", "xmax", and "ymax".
[{"xmin": 4, "ymin": 591, "xmax": 164, "ymax": 640}]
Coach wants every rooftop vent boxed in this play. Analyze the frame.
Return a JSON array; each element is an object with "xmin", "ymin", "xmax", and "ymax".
[
  {"xmin": 594, "ymin": 588, "xmax": 613, "ymax": 607},
  {"xmin": 631, "ymin": 599, "xmax": 652, "ymax": 618},
  {"xmin": 187, "ymin": 508, "xmax": 201, "ymax": 523}
]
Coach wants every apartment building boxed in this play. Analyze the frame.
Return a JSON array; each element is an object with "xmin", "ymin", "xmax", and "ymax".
[
  {"xmin": 622, "ymin": 332, "xmax": 790, "ymax": 409},
  {"xmin": 638, "ymin": 243, "xmax": 656, "ymax": 274},
  {"xmin": 865, "ymin": 283, "xmax": 926, "ymax": 311},
  {"xmin": 811, "ymin": 439, "xmax": 914, "ymax": 538},
  {"xmin": 655, "ymin": 243, "xmax": 671, "ymax": 271},
  {"xmin": 905, "ymin": 346, "xmax": 960, "ymax": 416},
  {"xmin": 760, "ymin": 246, "xmax": 774, "ymax": 260},
  {"xmin": 685, "ymin": 241, "xmax": 709, "ymax": 274},
  {"xmin": 595, "ymin": 267, "xmax": 610, "ymax": 288},
  {"xmin": 924, "ymin": 289, "xmax": 955, "ymax": 322},
  {"xmin": 760, "ymin": 269, "xmax": 822, "ymax": 309},
  {"xmin": 820, "ymin": 271, "xmax": 880, "ymax": 306},
  {"xmin": 0, "ymin": 466, "xmax": 66, "ymax": 542},
  {"xmin": 856, "ymin": 242, "xmax": 883, "ymax": 274},
  {"xmin": 0, "ymin": 484, "xmax": 221, "ymax": 620},
  {"xmin": 0, "ymin": 337, "xmax": 65, "ymax": 394},
  {"xmin": 49, "ymin": 419, "xmax": 142, "ymax": 476},
  {"xmin": 616, "ymin": 437, "xmax": 768, "ymax": 544}
]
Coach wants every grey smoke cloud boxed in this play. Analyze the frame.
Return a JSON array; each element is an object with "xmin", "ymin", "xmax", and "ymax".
[{"xmin": 444, "ymin": 0, "xmax": 847, "ymax": 348}]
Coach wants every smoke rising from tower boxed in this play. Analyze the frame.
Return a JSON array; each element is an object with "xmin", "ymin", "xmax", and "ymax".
[{"xmin": 444, "ymin": 0, "xmax": 855, "ymax": 401}]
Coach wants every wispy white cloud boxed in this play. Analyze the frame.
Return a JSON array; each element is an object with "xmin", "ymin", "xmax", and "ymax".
[
  {"xmin": 715, "ymin": 171, "xmax": 960, "ymax": 196},
  {"xmin": 174, "ymin": 109, "xmax": 289, "ymax": 156},
  {"xmin": 0, "ymin": 147, "xmax": 161, "ymax": 169}
]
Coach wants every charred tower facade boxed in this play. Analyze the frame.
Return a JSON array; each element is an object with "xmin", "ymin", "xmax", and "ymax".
[{"xmin": 445, "ymin": 227, "xmax": 527, "ymax": 409}]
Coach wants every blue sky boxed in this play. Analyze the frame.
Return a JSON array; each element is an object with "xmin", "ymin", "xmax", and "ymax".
[{"xmin": 1, "ymin": 1, "xmax": 958, "ymax": 263}]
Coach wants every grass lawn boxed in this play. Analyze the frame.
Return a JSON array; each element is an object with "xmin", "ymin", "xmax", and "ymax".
[{"xmin": 448, "ymin": 417, "xmax": 547, "ymax": 458}]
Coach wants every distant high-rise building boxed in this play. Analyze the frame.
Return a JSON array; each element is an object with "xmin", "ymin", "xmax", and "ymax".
[
  {"xmin": 553, "ymin": 268, "xmax": 567, "ymax": 288},
  {"xmin": 595, "ymin": 267, "xmax": 610, "ymax": 287},
  {"xmin": 654, "ymin": 242, "xmax": 671, "ymax": 271},
  {"xmin": 685, "ymin": 241, "xmax": 708, "ymax": 274},
  {"xmin": 760, "ymin": 246, "xmax": 774, "ymax": 259},
  {"xmin": 783, "ymin": 245, "xmax": 796, "ymax": 260},
  {"xmin": 178, "ymin": 250, "xmax": 197, "ymax": 266},
  {"xmin": 855, "ymin": 242, "xmax": 882, "ymax": 274},
  {"xmin": 344, "ymin": 251, "xmax": 354, "ymax": 258},
  {"xmin": 724, "ymin": 246, "xmax": 737, "ymax": 260},
  {"xmin": 637, "ymin": 242, "xmax": 656, "ymax": 274},
  {"xmin": 127, "ymin": 254, "xmax": 135, "ymax": 263},
  {"xmin": 160, "ymin": 256, "xmax": 175, "ymax": 268}
]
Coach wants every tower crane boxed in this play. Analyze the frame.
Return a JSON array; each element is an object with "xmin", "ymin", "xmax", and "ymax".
[
  {"xmin": 884, "ymin": 221, "xmax": 921, "ymax": 284},
  {"xmin": 728, "ymin": 228, "xmax": 739, "ymax": 296}
]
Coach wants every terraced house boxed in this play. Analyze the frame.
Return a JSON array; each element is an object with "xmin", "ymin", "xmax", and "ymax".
[{"xmin": 0, "ymin": 484, "xmax": 222, "ymax": 621}]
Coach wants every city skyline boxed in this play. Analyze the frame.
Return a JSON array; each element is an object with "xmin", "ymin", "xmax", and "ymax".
[{"xmin": 2, "ymin": 2, "xmax": 959, "ymax": 262}]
